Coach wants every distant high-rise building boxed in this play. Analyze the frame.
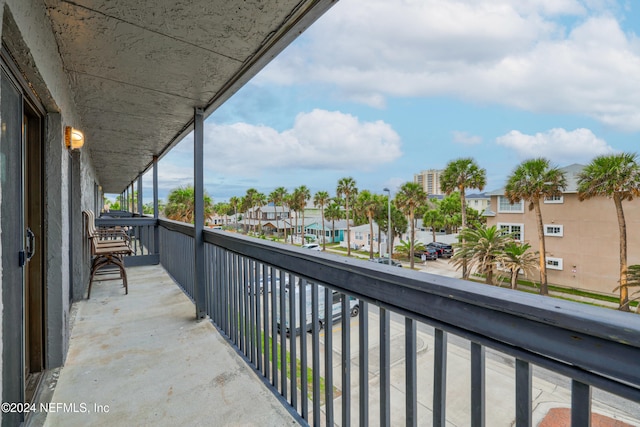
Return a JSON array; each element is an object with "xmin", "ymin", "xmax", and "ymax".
[{"xmin": 414, "ymin": 169, "xmax": 444, "ymax": 195}]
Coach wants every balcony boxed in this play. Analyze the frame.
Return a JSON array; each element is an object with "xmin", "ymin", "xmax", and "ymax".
[{"xmin": 43, "ymin": 217, "xmax": 640, "ymax": 426}]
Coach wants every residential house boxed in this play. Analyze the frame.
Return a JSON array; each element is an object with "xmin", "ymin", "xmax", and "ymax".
[
  {"xmin": 485, "ymin": 164, "xmax": 640, "ymax": 296},
  {"xmin": 305, "ymin": 218, "xmax": 350, "ymax": 244}
]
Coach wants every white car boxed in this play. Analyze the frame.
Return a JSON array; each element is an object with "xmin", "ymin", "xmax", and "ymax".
[{"xmin": 301, "ymin": 243, "xmax": 321, "ymax": 251}]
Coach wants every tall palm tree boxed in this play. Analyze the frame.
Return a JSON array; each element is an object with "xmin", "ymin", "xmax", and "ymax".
[
  {"xmin": 270, "ymin": 187, "xmax": 288, "ymax": 240},
  {"xmin": 577, "ymin": 153, "xmax": 640, "ymax": 311},
  {"xmin": 254, "ymin": 192, "xmax": 267, "ymax": 234},
  {"xmin": 505, "ymin": 158, "xmax": 566, "ymax": 296},
  {"xmin": 395, "ymin": 182, "xmax": 427, "ymax": 269},
  {"xmin": 499, "ymin": 242, "xmax": 539, "ymax": 289},
  {"xmin": 313, "ymin": 190, "xmax": 330, "ymax": 250},
  {"xmin": 336, "ymin": 177, "xmax": 358, "ymax": 256},
  {"xmin": 324, "ymin": 201, "xmax": 343, "ymax": 245},
  {"xmin": 356, "ymin": 190, "xmax": 379, "ymax": 259},
  {"xmin": 452, "ymin": 225, "xmax": 511, "ymax": 286},
  {"xmin": 441, "ymin": 158, "xmax": 487, "ymax": 279},
  {"xmin": 243, "ymin": 188, "xmax": 259, "ymax": 233},
  {"xmin": 285, "ymin": 193, "xmax": 296, "ymax": 244},
  {"xmin": 295, "ymin": 185, "xmax": 311, "ymax": 244},
  {"xmin": 229, "ymin": 196, "xmax": 240, "ymax": 231}
]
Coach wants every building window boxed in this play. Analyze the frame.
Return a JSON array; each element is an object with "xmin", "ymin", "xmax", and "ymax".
[
  {"xmin": 355, "ymin": 232, "xmax": 363, "ymax": 240},
  {"xmin": 498, "ymin": 223, "xmax": 524, "ymax": 242},
  {"xmin": 546, "ymin": 257, "xmax": 563, "ymax": 270},
  {"xmin": 498, "ymin": 196, "xmax": 524, "ymax": 213},
  {"xmin": 544, "ymin": 224, "xmax": 563, "ymax": 237},
  {"xmin": 544, "ymin": 195, "xmax": 564, "ymax": 204}
]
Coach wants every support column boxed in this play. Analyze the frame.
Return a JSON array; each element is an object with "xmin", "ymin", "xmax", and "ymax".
[
  {"xmin": 137, "ymin": 175, "xmax": 143, "ymax": 215},
  {"xmin": 153, "ymin": 156, "xmax": 159, "ymax": 255},
  {"xmin": 194, "ymin": 108, "xmax": 206, "ymax": 319}
]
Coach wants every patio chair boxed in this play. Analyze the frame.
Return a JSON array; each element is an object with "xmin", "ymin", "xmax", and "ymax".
[{"xmin": 83, "ymin": 210, "xmax": 132, "ymax": 298}]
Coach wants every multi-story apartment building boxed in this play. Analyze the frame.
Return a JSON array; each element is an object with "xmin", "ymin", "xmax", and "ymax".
[
  {"xmin": 485, "ymin": 164, "xmax": 640, "ymax": 296},
  {"xmin": 414, "ymin": 169, "xmax": 444, "ymax": 195}
]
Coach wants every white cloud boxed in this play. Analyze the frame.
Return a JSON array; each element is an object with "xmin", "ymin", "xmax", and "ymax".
[
  {"xmin": 258, "ymin": 0, "xmax": 640, "ymax": 130},
  {"xmin": 495, "ymin": 127, "xmax": 615, "ymax": 162},
  {"xmin": 202, "ymin": 109, "xmax": 402, "ymax": 176},
  {"xmin": 452, "ymin": 131, "xmax": 483, "ymax": 145}
]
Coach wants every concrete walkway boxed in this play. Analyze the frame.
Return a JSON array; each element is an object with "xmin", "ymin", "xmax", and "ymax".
[{"xmin": 43, "ymin": 265, "xmax": 299, "ymax": 427}]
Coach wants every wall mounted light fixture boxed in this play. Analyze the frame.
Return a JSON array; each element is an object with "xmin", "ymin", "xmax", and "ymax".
[{"xmin": 65, "ymin": 126, "xmax": 85, "ymax": 150}]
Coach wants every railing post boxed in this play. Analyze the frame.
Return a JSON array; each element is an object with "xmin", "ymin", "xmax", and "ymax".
[{"xmin": 194, "ymin": 107, "xmax": 206, "ymax": 320}]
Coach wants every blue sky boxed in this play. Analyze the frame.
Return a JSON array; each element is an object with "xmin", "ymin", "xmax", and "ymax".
[{"xmin": 136, "ymin": 0, "xmax": 640, "ymax": 204}]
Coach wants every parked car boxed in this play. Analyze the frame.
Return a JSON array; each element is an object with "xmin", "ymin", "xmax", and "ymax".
[
  {"xmin": 427, "ymin": 242, "xmax": 454, "ymax": 258},
  {"xmin": 414, "ymin": 247, "xmax": 438, "ymax": 260},
  {"xmin": 369, "ymin": 257, "xmax": 402, "ymax": 267},
  {"xmin": 301, "ymin": 243, "xmax": 321, "ymax": 251}
]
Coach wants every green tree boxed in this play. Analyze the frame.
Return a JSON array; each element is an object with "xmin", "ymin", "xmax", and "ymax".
[
  {"xmin": 626, "ymin": 265, "xmax": 640, "ymax": 312},
  {"xmin": 390, "ymin": 205, "xmax": 408, "ymax": 258},
  {"xmin": 164, "ymin": 185, "xmax": 213, "ymax": 224},
  {"xmin": 441, "ymin": 158, "xmax": 487, "ymax": 279},
  {"xmin": 499, "ymin": 242, "xmax": 539, "ymax": 289},
  {"xmin": 421, "ymin": 207, "xmax": 445, "ymax": 243},
  {"xmin": 395, "ymin": 182, "xmax": 427, "ymax": 269},
  {"xmin": 577, "ymin": 153, "xmax": 640, "ymax": 311},
  {"xmin": 313, "ymin": 190, "xmax": 330, "ymax": 250},
  {"xmin": 394, "ymin": 239, "xmax": 425, "ymax": 259},
  {"xmin": 452, "ymin": 225, "xmax": 511, "ymax": 285},
  {"xmin": 336, "ymin": 177, "xmax": 358, "ymax": 256},
  {"xmin": 324, "ymin": 201, "xmax": 343, "ymax": 245},
  {"xmin": 295, "ymin": 186, "xmax": 311, "ymax": 244},
  {"xmin": 505, "ymin": 158, "xmax": 567, "ymax": 296},
  {"xmin": 356, "ymin": 190, "xmax": 379, "ymax": 259},
  {"xmin": 270, "ymin": 187, "xmax": 289, "ymax": 240},
  {"xmin": 254, "ymin": 192, "xmax": 267, "ymax": 234},
  {"xmin": 229, "ymin": 196, "xmax": 241, "ymax": 231}
]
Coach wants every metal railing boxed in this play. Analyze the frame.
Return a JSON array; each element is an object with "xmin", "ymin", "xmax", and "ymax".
[
  {"xmin": 151, "ymin": 219, "xmax": 639, "ymax": 425},
  {"xmin": 95, "ymin": 216, "xmax": 159, "ymax": 266}
]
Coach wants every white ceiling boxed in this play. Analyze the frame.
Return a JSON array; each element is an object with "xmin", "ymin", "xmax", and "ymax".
[{"xmin": 44, "ymin": 0, "xmax": 336, "ymax": 192}]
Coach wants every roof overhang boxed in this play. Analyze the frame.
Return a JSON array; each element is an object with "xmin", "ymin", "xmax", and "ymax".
[{"xmin": 44, "ymin": 0, "xmax": 337, "ymax": 193}]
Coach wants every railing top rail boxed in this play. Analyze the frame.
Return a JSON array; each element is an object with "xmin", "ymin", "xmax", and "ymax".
[
  {"xmin": 156, "ymin": 221, "xmax": 640, "ymax": 395},
  {"xmin": 96, "ymin": 217, "xmax": 158, "ymax": 226}
]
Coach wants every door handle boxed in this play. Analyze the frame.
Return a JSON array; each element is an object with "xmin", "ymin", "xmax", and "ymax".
[{"xmin": 26, "ymin": 227, "xmax": 35, "ymax": 261}]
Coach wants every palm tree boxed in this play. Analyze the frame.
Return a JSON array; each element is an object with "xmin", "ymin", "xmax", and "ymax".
[
  {"xmin": 270, "ymin": 187, "xmax": 288, "ymax": 240},
  {"xmin": 164, "ymin": 185, "xmax": 214, "ymax": 224},
  {"xmin": 313, "ymin": 190, "xmax": 330, "ymax": 250},
  {"xmin": 577, "ymin": 153, "xmax": 640, "ymax": 311},
  {"xmin": 254, "ymin": 192, "xmax": 267, "ymax": 234},
  {"xmin": 395, "ymin": 239, "xmax": 425, "ymax": 260},
  {"xmin": 499, "ymin": 242, "xmax": 539, "ymax": 289},
  {"xmin": 356, "ymin": 190, "xmax": 379, "ymax": 259},
  {"xmin": 505, "ymin": 158, "xmax": 567, "ymax": 296},
  {"xmin": 285, "ymin": 193, "xmax": 296, "ymax": 244},
  {"xmin": 441, "ymin": 158, "xmax": 487, "ymax": 279},
  {"xmin": 324, "ymin": 201, "xmax": 343, "ymax": 245},
  {"xmin": 452, "ymin": 225, "xmax": 511, "ymax": 286},
  {"xmin": 395, "ymin": 182, "xmax": 427, "ymax": 269},
  {"xmin": 229, "ymin": 196, "xmax": 240, "ymax": 231},
  {"xmin": 295, "ymin": 185, "xmax": 311, "ymax": 244},
  {"xmin": 243, "ymin": 188, "xmax": 259, "ymax": 233},
  {"xmin": 336, "ymin": 177, "xmax": 358, "ymax": 256}
]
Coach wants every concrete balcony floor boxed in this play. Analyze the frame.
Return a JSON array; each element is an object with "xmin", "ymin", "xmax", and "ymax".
[{"xmin": 42, "ymin": 265, "xmax": 299, "ymax": 426}]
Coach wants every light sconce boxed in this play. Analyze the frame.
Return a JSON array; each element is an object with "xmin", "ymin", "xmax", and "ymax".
[{"xmin": 65, "ymin": 126, "xmax": 85, "ymax": 150}]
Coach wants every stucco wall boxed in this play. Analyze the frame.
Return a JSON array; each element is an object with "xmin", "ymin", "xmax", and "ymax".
[
  {"xmin": 487, "ymin": 194, "xmax": 640, "ymax": 295},
  {"xmin": 0, "ymin": 1, "xmax": 99, "ymax": 402}
]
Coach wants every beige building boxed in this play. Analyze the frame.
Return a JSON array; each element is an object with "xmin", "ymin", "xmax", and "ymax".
[
  {"xmin": 414, "ymin": 169, "xmax": 444, "ymax": 195},
  {"xmin": 485, "ymin": 164, "xmax": 640, "ymax": 296}
]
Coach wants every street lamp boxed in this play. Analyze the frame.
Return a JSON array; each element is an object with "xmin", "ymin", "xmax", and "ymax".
[{"xmin": 383, "ymin": 188, "xmax": 391, "ymax": 266}]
